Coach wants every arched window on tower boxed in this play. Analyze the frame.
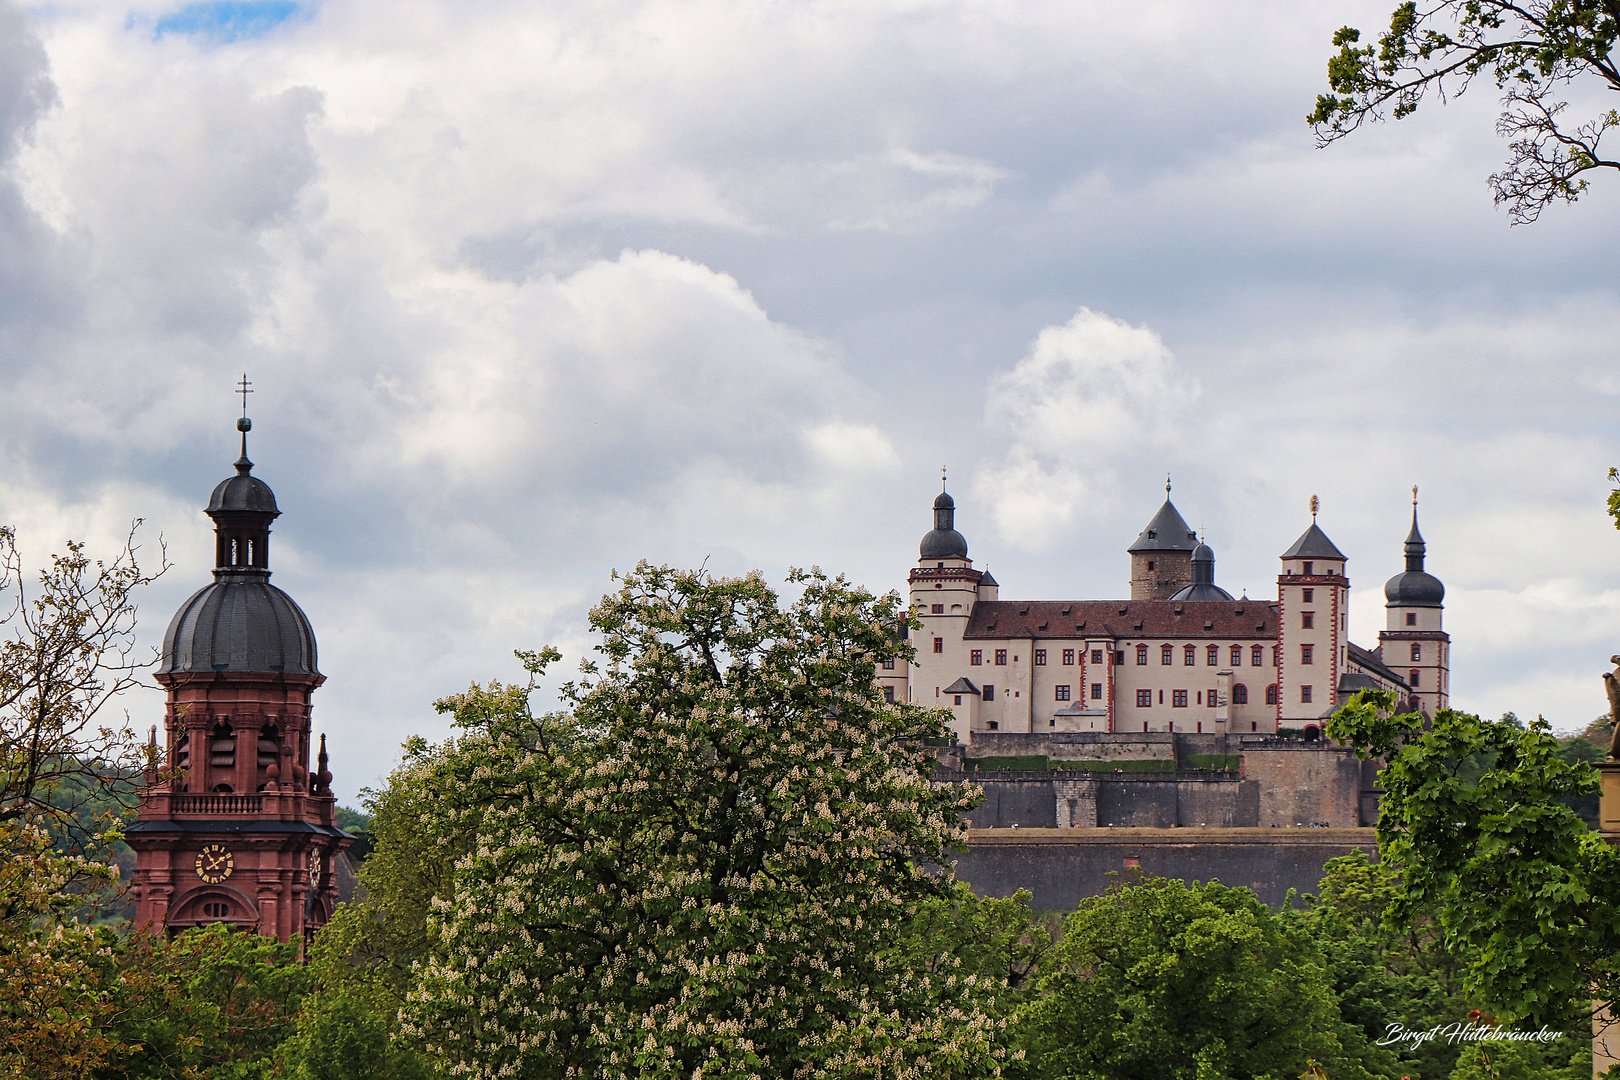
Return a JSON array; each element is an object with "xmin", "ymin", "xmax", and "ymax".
[
  {"xmin": 1232, "ymin": 684, "xmax": 1248, "ymax": 705},
  {"xmin": 1265, "ymin": 684, "xmax": 1278, "ymax": 705}
]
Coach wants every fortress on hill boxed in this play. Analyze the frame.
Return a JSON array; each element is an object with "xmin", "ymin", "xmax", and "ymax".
[{"xmin": 892, "ymin": 483, "xmax": 1449, "ymax": 906}]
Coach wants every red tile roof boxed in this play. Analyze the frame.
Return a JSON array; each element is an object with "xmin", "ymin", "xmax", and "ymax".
[{"xmin": 963, "ymin": 600, "xmax": 1278, "ymax": 641}]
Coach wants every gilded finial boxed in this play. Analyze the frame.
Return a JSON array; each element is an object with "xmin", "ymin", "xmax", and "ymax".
[
  {"xmin": 941, "ymin": 465, "xmax": 948, "ymax": 491},
  {"xmin": 1310, "ymin": 494, "xmax": 1319, "ymax": 521},
  {"xmin": 1166, "ymin": 473, "xmax": 1172, "ymax": 494},
  {"xmin": 1412, "ymin": 484, "xmax": 1419, "ymax": 508}
]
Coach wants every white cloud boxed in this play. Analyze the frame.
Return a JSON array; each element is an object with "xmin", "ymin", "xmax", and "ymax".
[{"xmin": 973, "ymin": 308, "xmax": 1196, "ymax": 549}]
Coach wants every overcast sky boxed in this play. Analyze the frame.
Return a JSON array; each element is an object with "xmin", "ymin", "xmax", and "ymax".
[{"xmin": 3, "ymin": 0, "xmax": 1617, "ymax": 803}]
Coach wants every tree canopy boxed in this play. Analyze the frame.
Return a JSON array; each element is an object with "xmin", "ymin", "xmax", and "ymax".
[
  {"xmin": 1310, "ymin": 1, "xmax": 1620, "ymax": 223},
  {"xmin": 1328, "ymin": 689, "xmax": 1620, "ymax": 1033},
  {"xmin": 400, "ymin": 563, "xmax": 1004, "ymax": 1080}
]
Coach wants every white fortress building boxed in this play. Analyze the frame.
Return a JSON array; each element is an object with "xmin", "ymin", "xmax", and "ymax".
[{"xmin": 879, "ymin": 484, "xmax": 1450, "ymax": 745}]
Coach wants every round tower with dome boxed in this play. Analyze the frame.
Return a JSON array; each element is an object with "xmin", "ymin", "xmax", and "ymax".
[
  {"xmin": 128, "ymin": 405, "xmax": 350, "ymax": 949},
  {"xmin": 1378, "ymin": 489, "xmax": 1449, "ymax": 716}
]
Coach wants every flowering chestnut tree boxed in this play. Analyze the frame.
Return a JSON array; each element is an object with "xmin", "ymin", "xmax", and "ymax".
[{"xmin": 402, "ymin": 564, "xmax": 1007, "ymax": 1080}]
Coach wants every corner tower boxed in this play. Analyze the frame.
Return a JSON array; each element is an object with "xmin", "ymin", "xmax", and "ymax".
[
  {"xmin": 1128, "ymin": 480, "xmax": 1199, "ymax": 600},
  {"xmin": 128, "ymin": 405, "xmax": 349, "ymax": 948},
  {"xmin": 1276, "ymin": 497, "xmax": 1349, "ymax": 736},
  {"xmin": 907, "ymin": 482, "xmax": 985, "ymax": 741},
  {"xmin": 1379, "ymin": 490, "xmax": 1448, "ymax": 716}
]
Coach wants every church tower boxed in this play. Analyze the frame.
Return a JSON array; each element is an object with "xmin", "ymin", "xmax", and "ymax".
[
  {"xmin": 127, "ymin": 403, "xmax": 349, "ymax": 948},
  {"xmin": 1379, "ymin": 490, "xmax": 1448, "ymax": 716}
]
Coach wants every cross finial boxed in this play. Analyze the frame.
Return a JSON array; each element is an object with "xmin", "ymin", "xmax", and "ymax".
[
  {"xmin": 1310, "ymin": 494, "xmax": 1319, "ymax": 521},
  {"xmin": 234, "ymin": 374, "xmax": 254, "ymax": 472}
]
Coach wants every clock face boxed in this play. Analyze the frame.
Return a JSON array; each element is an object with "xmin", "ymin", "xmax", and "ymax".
[{"xmin": 195, "ymin": 844, "xmax": 235, "ymax": 884}]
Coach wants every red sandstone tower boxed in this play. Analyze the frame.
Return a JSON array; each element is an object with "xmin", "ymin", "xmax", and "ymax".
[{"xmin": 128, "ymin": 411, "xmax": 349, "ymax": 947}]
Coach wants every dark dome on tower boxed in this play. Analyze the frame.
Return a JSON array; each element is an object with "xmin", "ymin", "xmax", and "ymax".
[
  {"xmin": 159, "ymin": 421, "xmax": 320, "ymax": 677},
  {"xmin": 208, "ymin": 471, "xmax": 278, "ymax": 514},
  {"xmin": 160, "ymin": 577, "xmax": 319, "ymax": 675},
  {"xmin": 1385, "ymin": 508, "xmax": 1444, "ymax": 608},
  {"xmin": 1168, "ymin": 542, "xmax": 1234, "ymax": 602},
  {"xmin": 919, "ymin": 488, "xmax": 969, "ymax": 560}
]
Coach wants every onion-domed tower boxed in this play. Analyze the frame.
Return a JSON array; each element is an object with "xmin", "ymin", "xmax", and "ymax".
[
  {"xmin": 1379, "ymin": 488, "xmax": 1448, "ymax": 716},
  {"xmin": 128, "ymin": 408, "xmax": 349, "ymax": 949}
]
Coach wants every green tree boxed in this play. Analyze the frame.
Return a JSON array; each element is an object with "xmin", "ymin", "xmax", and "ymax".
[
  {"xmin": 96, "ymin": 924, "xmax": 309, "ymax": 1080},
  {"xmin": 1328, "ymin": 690, "xmax": 1620, "ymax": 1035},
  {"xmin": 1305, "ymin": 852, "xmax": 1473, "ymax": 1079},
  {"xmin": 401, "ymin": 563, "xmax": 1003, "ymax": 1080},
  {"xmin": 1309, "ymin": 1, "xmax": 1620, "ymax": 223},
  {"xmin": 0, "ymin": 523, "xmax": 167, "ymax": 857},
  {"xmin": 1014, "ymin": 875, "xmax": 1392, "ymax": 1080},
  {"xmin": 0, "ymin": 820, "xmax": 122, "ymax": 1079},
  {"xmin": 286, "ymin": 735, "xmax": 464, "ymax": 1080}
]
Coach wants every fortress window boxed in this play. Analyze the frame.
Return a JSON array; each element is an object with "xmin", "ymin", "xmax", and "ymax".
[
  {"xmin": 1300, "ymin": 685, "xmax": 1313, "ymax": 703},
  {"xmin": 1301, "ymin": 612, "xmax": 1314, "ymax": 629},
  {"xmin": 883, "ymin": 686, "xmax": 894, "ymax": 703},
  {"xmin": 1271, "ymin": 646, "xmax": 1280, "ymax": 667},
  {"xmin": 1092, "ymin": 683, "xmax": 1103, "ymax": 699},
  {"xmin": 1302, "ymin": 588, "xmax": 1314, "ymax": 602},
  {"xmin": 1231, "ymin": 645, "xmax": 1242, "ymax": 665},
  {"xmin": 1252, "ymin": 645, "xmax": 1263, "ymax": 666},
  {"xmin": 987, "ymin": 721, "xmax": 999, "ymax": 729},
  {"xmin": 1301, "ymin": 645, "xmax": 1313, "ymax": 664},
  {"xmin": 954, "ymin": 695, "xmax": 962, "ymax": 705},
  {"xmin": 1160, "ymin": 645, "xmax": 1172, "ymax": 665},
  {"xmin": 995, "ymin": 649, "xmax": 1008, "ymax": 665},
  {"xmin": 1183, "ymin": 645, "xmax": 1195, "ymax": 666},
  {"xmin": 1266, "ymin": 684, "xmax": 1278, "ymax": 705},
  {"xmin": 1410, "ymin": 643, "xmax": 1422, "ymax": 662},
  {"xmin": 1147, "ymin": 560, "xmax": 1155, "ymax": 570},
  {"xmin": 931, "ymin": 604, "xmax": 944, "ymax": 614},
  {"xmin": 1410, "ymin": 670, "xmax": 1421, "ymax": 687},
  {"xmin": 1092, "ymin": 649, "xmax": 1104, "ymax": 664},
  {"xmin": 1207, "ymin": 645, "xmax": 1218, "ymax": 665},
  {"xmin": 882, "ymin": 659, "xmax": 894, "ymax": 670},
  {"xmin": 1303, "ymin": 562, "xmax": 1314, "ymax": 575},
  {"xmin": 1406, "ymin": 612, "xmax": 1418, "ymax": 626},
  {"xmin": 933, "ymin": 638, "xmax": 943, "ymax": 654},
  {"xmin": 970, "ymin": 650, "xmax": 983, "ymax": 665},
  {"xmin": 1172, "ymin": 690, "xmax": 1188, "ymax": 708},
  {"xmin": 1136, "ymin": 690, "xmax": 1151, "ymax": 707},
  {"xmin": 1137, "ymin": 645, "xmax": 1148, "ymax": 665},
  {"xmin": 1034, "ymin": 649, "xmax": 1047, "ymax": 665},
  {"xmin": 984, "ymin": 685, "xmax": 995, "ymax": 701},
  {"xmin": 1055, "ymin": 685, "xmax": 1071, "ymax": 701},
  {"xmin": 1062, "ymin": 648, "xmax": 1075, "ymax": 665},
  {"xmin": 1232, "ymin": 684, "xmax": 1248, "ymax": 704}
]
